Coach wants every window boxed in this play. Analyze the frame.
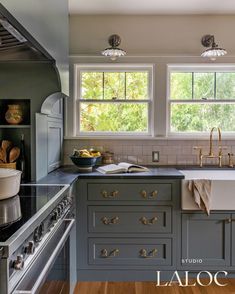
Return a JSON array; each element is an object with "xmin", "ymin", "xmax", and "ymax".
[
  {"xmin": 168, "ymin": 66, "xmax": 235, "ymax": 133},
  {"xmin": 76, "ymin": 65, "xmax": 153, "ymax": 135}
]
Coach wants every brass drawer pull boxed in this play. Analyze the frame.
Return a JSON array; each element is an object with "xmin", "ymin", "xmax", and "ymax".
[
  {"xmin": 140, "ymin": 216, "xmax": 158, "ymax": 225},
  {"xmin": 100, "ymin": 248, "xmax": 119, "ymax": 258},
  {"xmin": 140, "ymin": 190, "xmax": 158, "ymax": 199},
  {"xmin": 139, "ymin": 248, "xmax": 158, "ymax": 258},
  {"xmin": 101, "ymin": 216, "xmax": 119, "ymax": 225},
  {"xmin": 141, "ymin": 190, "xmax": 147, "ymax": 198},
  {"xmin": 150, "ymin": 190, "xmax": 158, "ymax": 198},
  {"xmin": 101, "ymin": 190, "xmax": 119, "ymax": 198}
]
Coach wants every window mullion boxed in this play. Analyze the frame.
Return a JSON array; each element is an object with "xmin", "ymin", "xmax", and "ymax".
[
  {"xmin": 214, "ymin": 72, "xmax": 217, "ymax": 99},
  {"xmin": 192, "ymin": 72, "xmax": 194, "ymax": 100},
  {"xmin": 102, "ymin": 72, "xmax": 105, "ymax": 100}
]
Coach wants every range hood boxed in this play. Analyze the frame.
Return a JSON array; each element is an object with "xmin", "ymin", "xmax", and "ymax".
[{"xmin": 0, "ymin": 3, "xmax": 55, "ymax": 61}]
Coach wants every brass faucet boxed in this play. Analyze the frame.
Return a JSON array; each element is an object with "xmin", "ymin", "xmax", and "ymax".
[{"xmin": 194, "ymin": 127, "xmax": 225, "ymax": 167}]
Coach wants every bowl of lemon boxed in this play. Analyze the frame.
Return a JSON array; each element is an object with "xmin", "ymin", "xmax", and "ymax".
[{"xmin": 70, "ymin": 149, "xmax": 101, "ymax": 172}]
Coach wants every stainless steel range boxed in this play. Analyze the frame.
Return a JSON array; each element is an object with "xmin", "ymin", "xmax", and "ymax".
[{"xmin": 0, "ymin": 184, "xmax": 76, "ymax": 294}]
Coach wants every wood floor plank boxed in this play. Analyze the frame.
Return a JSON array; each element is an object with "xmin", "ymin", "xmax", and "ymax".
[{"xmin": 74, "ymin": 280, "xmax": 235, "ymax": 294}]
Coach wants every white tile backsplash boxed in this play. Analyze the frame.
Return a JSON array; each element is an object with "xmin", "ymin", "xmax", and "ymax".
[{"xmin": 63, "ymin": 138, "xmax": 235, "ymax": 166}]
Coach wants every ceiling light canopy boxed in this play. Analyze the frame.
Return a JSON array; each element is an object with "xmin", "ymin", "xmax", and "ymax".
[
  {"xmin": 201, "ymin": 34, "xmax": 227, "ymax": 61},
  {"xmin": 101, "ymin": 34, "xmax": 126, "ymax": 61}
]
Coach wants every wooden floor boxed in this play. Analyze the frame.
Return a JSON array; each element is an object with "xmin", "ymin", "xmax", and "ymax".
[{"xmin": 74, "ymin": 280, "xmax": 235, "ymax": 294}]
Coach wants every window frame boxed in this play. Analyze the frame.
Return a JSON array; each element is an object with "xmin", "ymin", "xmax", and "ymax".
[
  {"xmin": 167, "ymin": 64, "xmax": 235, "ymax": 136},
  {"xmin": 75, "ymin": 64, "xmax": 154, "ymax": 137}
]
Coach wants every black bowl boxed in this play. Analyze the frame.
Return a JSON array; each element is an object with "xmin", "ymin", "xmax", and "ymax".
[{"xmin": 69, "ymin": 156, "xmax": 100, "ymax": 167}]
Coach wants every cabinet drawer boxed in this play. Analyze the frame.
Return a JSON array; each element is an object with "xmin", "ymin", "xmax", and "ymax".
[
  {"xmin": 87, "ymin": 183, "xmax": 172, "ymax": 201},
  {"xmin": 89, "ymin": 238, "xmax": 172, "ymax": 266},
  {"xmin": 88, "ymin": 206, "xmax": 172, "ymax": 233}
]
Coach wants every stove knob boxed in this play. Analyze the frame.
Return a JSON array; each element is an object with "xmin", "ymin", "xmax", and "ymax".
[
  {"xmin": 63, "ymin": 199, "xmax": 69, "ymax": 206},
  {"xmin": 60, "ymin": 202, "xmax": 65, "ymax": 210},
  {"xmin": 13, "ymin": 255, "xmax": 24, "ymax": 270},
  {"xmin": 51, "ymin": 210, "xmax": 59, "ymax": 222},
  {"xmin": 33, "ymin": 223, "xmax": 44, "ymax": 243},
  {"xmin": 57, "ymin": 206, "xmax": 63, "ymax": 216},
  {"xmin": 25, "ymin": 241, "xmax": 35, "ymax": 255}
]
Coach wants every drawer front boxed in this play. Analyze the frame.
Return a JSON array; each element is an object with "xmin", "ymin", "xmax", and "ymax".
[
  {"xmin": 87, "ymin": 183, "xmax": 172, "ymax": 201},
  {"xmin": 89, "ymin": 238, "xmax": 172, "ymax": 266},
  {"xmin": 88, "ymin": 206, "xmax": 172, "ymax": 233}
]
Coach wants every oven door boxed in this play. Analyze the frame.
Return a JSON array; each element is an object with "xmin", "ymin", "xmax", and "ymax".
[{"xmin": 12, "ymin": 219, "xmax": 76, "ymax": 294}]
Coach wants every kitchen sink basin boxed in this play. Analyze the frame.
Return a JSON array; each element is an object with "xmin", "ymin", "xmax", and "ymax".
[{"xmin": 180, "ymin": 170, "xmax": 235, "ymax": 210}]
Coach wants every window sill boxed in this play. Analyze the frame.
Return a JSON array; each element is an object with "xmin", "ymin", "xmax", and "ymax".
[{"xmin": 64, "ymin": 134, "xmax": 235, "ymax": 140}]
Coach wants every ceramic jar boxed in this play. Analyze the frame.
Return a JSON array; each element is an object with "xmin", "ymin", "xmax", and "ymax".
[{"xmin": 5, "ymin": 105, "xmax": 23, "ymax": 125}]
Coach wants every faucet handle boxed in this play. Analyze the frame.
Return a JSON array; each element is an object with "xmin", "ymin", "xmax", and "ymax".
[
  {"xmin": 193, "ymin": 146, "xmax": 203, "ymax": 155},
  {"xmin": 228, "ymin": 153, "xmax": 234, "ymax": 168},
  {"xmin": 193, "ymin": 146, "xmax": 203, "ymax": 151},
  {"xmin": 218, "ymin": 146, "xmax": 227, "ymax": 155}
]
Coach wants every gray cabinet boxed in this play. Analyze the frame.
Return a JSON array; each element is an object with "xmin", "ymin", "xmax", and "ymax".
[
  {"xmin": 36, "ymin": 115, "xmax": 63, "ymax": 180},
  {"xmin": 47, "ymin": 118, "xmax": 63, "ymax": 172},
  {"xmin": 181, "ymin": 213, "xmax": 230, "ymax": 268},
  {"xmin": 77, "ymin": 178, "xmax": 181, "ymax": 280},
  {"xmin": 87, "ymin": 183, "xmax": 172, "ymax": 201},
  {"xmin": 231, "ymin": 214, "xmax": 235, "ymax": 266},
  {"xmin": 89, "ymin": 238, "xmax": 172, "ymax": 266},
  {"xmin": 88, "ymin": 206, "xmax": 172, "ymax": 234}
]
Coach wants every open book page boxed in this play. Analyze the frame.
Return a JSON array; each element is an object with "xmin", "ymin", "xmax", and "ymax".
[
  {"xmin": 96, "ymin": 164, "xmax": 127, "ymax": 174},
  {"xmin": 118, "ymin": 162, "xmax": 149, "ymax": 171},
  {"xmin": 97, "ymin": 162, "xmax": 149, "ymax": 174}
]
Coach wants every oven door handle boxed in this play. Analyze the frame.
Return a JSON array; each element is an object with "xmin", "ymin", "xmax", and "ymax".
[{"xmin": 13, "ymin": 219, "xmax": 75, "ymax": 294}]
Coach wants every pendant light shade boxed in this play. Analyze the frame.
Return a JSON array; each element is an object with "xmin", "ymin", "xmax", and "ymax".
[
  {"xmin": 201, "ymin": 34, "xmax": 227, "ymax": 61},
  {"xmin": 101, "ymin": 34, "xmax": 126, "ymax": 61}
]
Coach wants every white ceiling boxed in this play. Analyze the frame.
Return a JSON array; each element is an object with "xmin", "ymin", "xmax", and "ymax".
[{"xmin": 69, "ymin": 0, "xmax": 235, "ymax": 14}]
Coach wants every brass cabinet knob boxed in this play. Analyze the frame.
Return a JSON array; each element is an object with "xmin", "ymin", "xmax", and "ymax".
[
  {"xmin": 101, "ymin": 190, "xmax": 119, "ymax": 198},
  {"xmin": 100, "ymin": 248, "xmax": 119, "ymax": 258},
  {"xmin": 101, "ymin": 216, "xmax": 119, "ymax": 225},
  {"xmin": 140, "ymin": 216, "xmax": 158, "ymax": 225},
  {"xmin": 139, "ymin": 248, "xmax": 158, "ymax": 258}
]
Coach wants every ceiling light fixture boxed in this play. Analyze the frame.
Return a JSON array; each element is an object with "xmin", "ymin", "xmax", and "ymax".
[
  {"xmin": 201, "ymin": 34, "xmax": 227, "ymax": 61},
  {"xmin": 101, "ymin": 34, "xmax": 126, "ymax": 61}
]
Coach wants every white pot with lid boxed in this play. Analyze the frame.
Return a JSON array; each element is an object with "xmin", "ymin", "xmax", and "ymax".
[{"xmin": 0, "ymin": 168, "xmax": 22, "ymax": 200}]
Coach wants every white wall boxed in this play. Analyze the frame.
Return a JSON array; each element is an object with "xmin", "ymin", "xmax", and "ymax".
[
  {"xmin": 69, "ymin": 14, "xmax": 235, "ymax": 55},
  {"xmin": 65, "ymin": 14, "xmax": 235, "ymax": 166}
]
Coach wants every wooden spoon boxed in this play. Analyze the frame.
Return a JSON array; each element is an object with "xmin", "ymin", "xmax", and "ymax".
[
  {"xmin": 9, "ymin": 147, "xmax": 20, "ymax": 163},
  {"xmin": 1, "ymin": 140, "xmax": 12, "ymax": 163}
]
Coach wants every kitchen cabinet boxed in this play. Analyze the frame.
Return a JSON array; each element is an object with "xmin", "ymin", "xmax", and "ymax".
[
  {"xmin": 181, "ymin": 213, "xmax": 230, "ymax": 268},
  {"xmin": 231, "ymin": 213, "xmax": 235, "ymax": 267},
  {"xmin": 36, "ymin": 115, "xmax": 63, "ymax": 180},
  {"xmin": 77, "ymin": 178, "xmax": 181, "ymax": 281}
]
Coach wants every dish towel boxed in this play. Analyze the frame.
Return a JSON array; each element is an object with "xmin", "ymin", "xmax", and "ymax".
[{"xmin": 188, "ymin": 179, "xmax": 212, "ymax": 215}]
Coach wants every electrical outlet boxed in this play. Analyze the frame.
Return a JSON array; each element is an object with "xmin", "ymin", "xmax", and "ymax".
[{"xmin": 152, "ymin": 151, "xmax": 160, "ymax": 162}]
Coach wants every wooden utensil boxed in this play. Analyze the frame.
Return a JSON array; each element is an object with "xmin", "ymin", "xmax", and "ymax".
[
  {"xmin": 9, "ymin": 147, "xmax": 20, "ymax": 163},
  {"xmin": 1, "ymin": 140, "xmax": 12, "ymax": 163},
  {"xmin": 0, "ymin": 147, "xmax": 6, "ymax": 163}
]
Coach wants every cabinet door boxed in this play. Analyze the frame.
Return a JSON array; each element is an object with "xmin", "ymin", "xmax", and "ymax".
[
  {"xmin": 231, "ymin": 213, "xmax": 235, "ymax": 266},
  {"xmin": 181, "ymin": 213, "xmax": 230, "ymax": 267},
  {"xmin": 47, "ymin": 119, "xmax": 63, "ymax": 172}
]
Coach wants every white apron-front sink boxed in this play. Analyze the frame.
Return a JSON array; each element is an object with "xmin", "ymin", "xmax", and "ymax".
[{"xmin": 180, "ymin": 170, "xmax": 235, "ymax": 210}]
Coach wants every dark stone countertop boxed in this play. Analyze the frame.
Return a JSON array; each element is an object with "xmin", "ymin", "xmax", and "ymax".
[{"xmin": 36, "ymin": 165, "xmax": 184, "ymax": 185}]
